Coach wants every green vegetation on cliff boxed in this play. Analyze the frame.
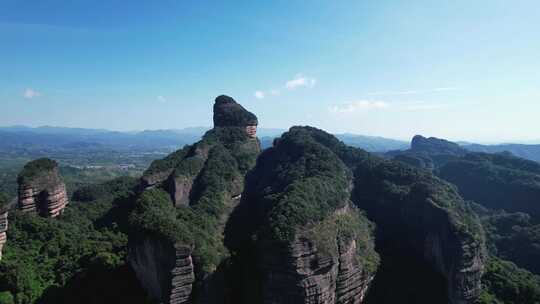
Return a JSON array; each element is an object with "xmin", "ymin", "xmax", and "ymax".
[
  {"xmin": 471, "ymin": 203, "xmax": 540, "ymax": 276},
  {"xmin": 131, "ymin": 126, "xmax": 260, "ymax": 274},
  {"xmin": 226, "ymin": 126, "xmax": 379, "ymax": 268},
  {"xmin": 438, "ymin": 152, "xmax": 540, "ymax": 219},
  {"xmin": 0, "ymin": 192, "xmax": 8, "ymax": 211},
  {"xmin": 17, "ymin": 158, "xmax": 58, "ymax": 185},
  {"xmin": 476, "ymin": 257, "xmax": 540, "ymax": 304}
]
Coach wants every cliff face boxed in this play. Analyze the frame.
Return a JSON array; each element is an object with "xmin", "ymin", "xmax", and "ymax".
[
  {"xmin": 129, "ymin": 95, "xmax": 261, "ymax": 304},
  {"xmin": 256, "ymin": 212, "xmax": 376, "ymax": 304},
  {"xmin": 129, "ymin": 235, "xmax": 194, "ymax": 304},
  {"xmin": 353, "ymin": 160, "xmax": 486, "ymax": 304},
  {"xmin": 0, "ymin": 210, "xmax": 7, "ymax": 260},
  {"xmin": 17, "ymin": 158, "xmax": 68, "ymax": 217},
  {"xmin": 225, "ymin": 127, "xmax": 379, "ymax": 304}
]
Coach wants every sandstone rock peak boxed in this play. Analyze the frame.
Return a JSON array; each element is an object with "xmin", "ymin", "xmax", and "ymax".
[
  {"xmin": 411, "ymin": 134, "xmax": 466, "ymax": 155},
  {"xmin": 0, "ymin": 193, "xmax": 8, "ymax": 260},
  {"xmin": 213, "ymin": 95, "xmax": 258, "ymax": 128},
  {"xmin": 17, "ymin": 158, "xmax": 68, "ymax": 218}
]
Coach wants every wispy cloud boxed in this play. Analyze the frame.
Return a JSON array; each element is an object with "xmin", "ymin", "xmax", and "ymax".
[
  {"xmin": 330, "ymin": 100, "xmax": 449, "ymax": 114},
  {"xmin": 254, "ymin": 73, "xmax": 316, "ymax": 100},
  {"xmin": 367, "ymin": 87, "xmax": 458, "ymax": 96},
  {"xmin": 285, "ymin": 74, "xmax": 317, "ymax": 90},
  {"xmin": 157, "ymin": 95, "xmax": 166, "ymax": 103},
  {"xmin": 23, "ymin": 88, "xmax": 41, "ymax": 99},
  {"xmin": 330, "ymin": 100, "xmax": 389, "ymax": 113}
]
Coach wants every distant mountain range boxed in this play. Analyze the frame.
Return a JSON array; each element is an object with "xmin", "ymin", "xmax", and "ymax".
[
  {"xmin": 0, "ymin": 126, "xmax": 409, "ymax": 153},
  {"xmin": 0, "ymin": 126, "xmax": 539, "ymax": 162}
]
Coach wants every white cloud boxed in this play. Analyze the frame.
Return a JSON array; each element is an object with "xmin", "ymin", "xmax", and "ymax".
[
  {"xmin": 23, "ymin": 88, "xmax": 41, "ymax": 99},
  {"xmin": 285, "ymin": 74, "xmax": 317, "ymax": 90},
  {"xmin": 330, "ymin": 100, "xmax": 389, "ymax": 113},
  {"xmin": 253, "ymin": 73, "xmax": 315, "ymax": 100},
  {"xmin": 157, "ymin": 95, "xmax": 166, "ymax": 103}
]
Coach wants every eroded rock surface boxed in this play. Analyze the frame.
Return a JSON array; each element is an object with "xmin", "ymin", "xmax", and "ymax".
[
  {"xmin": 129, "ymin": 236, "xmax": 195, "ymax": 304},
  {"xmin": 17, "ymin": 158, "xmax": 68, "ymax": 217},
  {"xmin": 0, "ymin": 210, "xmax": 8, "ymax": 260}
]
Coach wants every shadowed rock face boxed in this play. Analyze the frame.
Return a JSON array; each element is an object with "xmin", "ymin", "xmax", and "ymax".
[
  {"xmin": 17, "ymin": 158, "xmax": 68, "ymax": 218},
  {"xmin": 129, "ymin": 236, "xmax": 194, "ymax": 304},
  {"xmin": 353, "ymin": 161, "xmax": 486, "ymax": 304}
]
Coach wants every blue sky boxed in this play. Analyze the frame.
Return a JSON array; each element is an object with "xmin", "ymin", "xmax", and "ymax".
[{"xmin": 1, "ymin": 1, "xmax": 539, "ymax": 142}]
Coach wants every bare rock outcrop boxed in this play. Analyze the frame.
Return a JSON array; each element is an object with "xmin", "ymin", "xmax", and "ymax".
[
  {"xmin": 17, "ymin": 158, "xmax": 68, "ymax": 218},
  {"xmin": 129, "ymin": 235, "xmax": 195, "ymax": 304},
  {"xmin": 0, "ymin": 210, "xmax": 8, "ymax": 260},
  {"xmin": 256, "ymin": 211, "xmax": 376, "ymax": 304}
]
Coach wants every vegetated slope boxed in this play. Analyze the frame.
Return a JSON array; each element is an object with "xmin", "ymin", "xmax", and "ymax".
[
  {"xmin": 389, "ymin": 135, "xmax": 540, "ymax": 302},
  {"xmin": 128, "ymin": 95, "xmax": 261, "ymax": 304},
  {"xmin": 463, "ymin": 143, "xmax": 540, "ymax": 163},
  {"xmin": 227, "ymin": 126, "xmax": 488, "ymax": 304},
  {"xmin": 470, "ymin": 202, "xmax": 540, "ymax": 276},
  {"xmin": 438, "ymin": 152, "xmax": 540, "ymax": 218},
  {"xmin": 0, "ymin": 176, "xmax": 146, "ymax": 304},
  {"xmin": 225, "ymin": 126, "xmax": 379, "ymax": 304}
]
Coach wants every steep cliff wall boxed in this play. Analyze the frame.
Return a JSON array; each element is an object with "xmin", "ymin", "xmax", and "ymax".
[
  {"xmin": 17, "ymin": 158, "xmax": 68, "ymax": 217},
  {"xmin": 0, "ymin": 210, "xmax": 7, "ymax": 260},
  {"xmin": 255, "ymin": 209, "xmax": 377, "ymax": 304},
  {"xmin": 225, "ymin": 127, "xmax": 379, "ymax": 304},
  {"xmin": 129, "ymin": 235, "xmax": 194, "ymax": 304},
  {"xmin": 353, "ymin": 160, "xmax": 486, "ymax": 304}
]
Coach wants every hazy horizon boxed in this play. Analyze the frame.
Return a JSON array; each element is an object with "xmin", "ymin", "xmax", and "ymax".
[
  {"xmin": 1, "ymin": 1, "xmax": 540, "ymax": 143},
  {"xmin": 2, "ymin": 123, "xmax": 540, "ymax": 145}
]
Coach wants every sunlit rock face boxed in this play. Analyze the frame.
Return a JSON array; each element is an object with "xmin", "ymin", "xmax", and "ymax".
[
  {"xmin": 17, "ymin": 158, "xmax": 69, "ymax": 218},
  {"xmin": 246, "ymin": 125, "xmax": 257, "ymax": 138},
  {"xmin": 0, "ymin": 210, "xmax": 7, "ymax": 260}
]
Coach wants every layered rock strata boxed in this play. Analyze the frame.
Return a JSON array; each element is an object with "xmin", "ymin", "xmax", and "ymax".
[
  {"xmin": 0, "ymin": 210, "xmax": 7, "ymax": 260},
  {"xmin": 129, "ymin": 236, "xmax": 195, "ymax": 304},
  {"xmin": 257, "ymin": 214, "xmax": 376, "ymax": 304},
  {"xmin": 17, "ymin": 158, "xmax": 68, "ymax": 217}
]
